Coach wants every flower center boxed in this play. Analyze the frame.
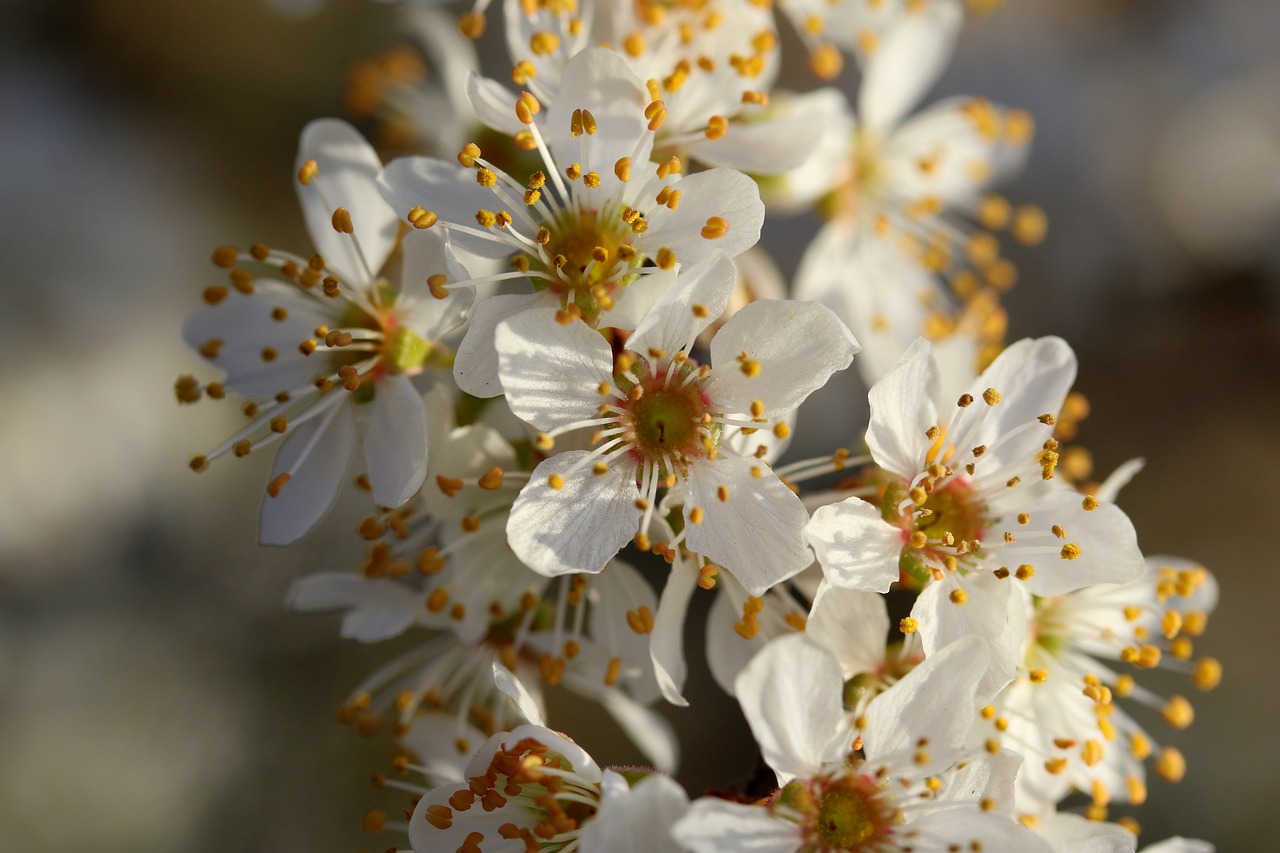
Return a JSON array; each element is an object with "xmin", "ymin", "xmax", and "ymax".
[
  {"xmin": 913, "ymin": 477, "xmax": 986, "ymax": 547},
  {"xmin": 618, "ymin": 364, "xmax": 714, "ymax": 469},
  {"xmin": 537, "ymin": 208, "xmax": 638, "ymax": 318},
  {"xmin": 815, "ymin": 779, "xmax": 877, "ymax": 849},
  {"xmin": 779, "ymin": 772, "xmax": 896, "ymax": 853}
]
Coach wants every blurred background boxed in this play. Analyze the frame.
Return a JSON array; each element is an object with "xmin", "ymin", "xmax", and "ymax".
[{"xmin": 0, "ymin": 0, "xmax": 1276, "ymax": 850}]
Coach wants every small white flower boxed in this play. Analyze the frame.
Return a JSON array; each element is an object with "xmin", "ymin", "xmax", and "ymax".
[
  {"xmin": 179, "ymin": 119, "xmax": 470, "ymax": 544},
  {"xmin": 497, "ymin": 251, "xmax": 859, "ymax": 595},
  {"xmin": 378, "ymin": 47, "xmax": 767, "ymax": 396},
  {"xmin": 674, "ymin": 633, "xmax": 1047, "ymax": 853},
  {"xmin": 409, "ymin": 723, "xmax": 688, "ymax": 853},
  {"xmin": 985, "ymin": 556, "xmax": 1219, "ymax": 815},
  {"xmin": 806, "ymin": 337, "xmax": 1145, "ymax": 695}
]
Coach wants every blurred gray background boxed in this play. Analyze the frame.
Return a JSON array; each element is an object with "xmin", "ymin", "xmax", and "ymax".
[{"xmin": 0, "ymin": 0, "xmax": 1276, "ymax": 850}]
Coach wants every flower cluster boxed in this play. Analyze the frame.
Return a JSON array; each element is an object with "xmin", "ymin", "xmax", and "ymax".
[{"xmin": 175, "ymin": 0, "xmax": 1220, "ymax": 850}]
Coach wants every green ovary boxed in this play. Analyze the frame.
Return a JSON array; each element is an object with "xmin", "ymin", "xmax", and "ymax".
[
  {"xmin": 632, "ymin": 389, "xmax": 701, "ymax": 456},
  {"xmin": 815, "ymin": 780, "xmax": 877, "ymax": 849},
  {"xmin": 385, "ymin": 326, "xmax": 434, "ymax": 374}
]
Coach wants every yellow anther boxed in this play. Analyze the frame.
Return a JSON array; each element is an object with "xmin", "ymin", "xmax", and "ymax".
[
  {"xmin": 547, "ymin": 473, "xmax": 565, "ymax": 490},
  {"xmin": 1043, "ymin": 758, "xmax": 1067, "ymax": 775},
  {"xmin": 1029, "ymin": 669, "xmax": 1048, "ymax": 684},
  {"xmin": 296, "ymin": 159, "xmax": 319, "ymax": 186},
  {"xmin": 982, "ymin": 387, "xmax": 1001, "ymax": 406},
  {"xmin": 408, "ymin": 206, "xmax": 438, "ymax": 229},
  {"xmin": 900, "ymin": 617, "xmax": 918, "ymax": 634},
  {"xmin": 516, "ymin": 91, "xmax": 541, "ymax": 125},
  {"xmin": 645, "ymin": 100, "xmax": 668, "ymax": 131},
  {"xmin": 1162, "ymin": 695, "xmax": 1194, "ymax": 729},
  {"xmin": 1015, "ymin": 564, "xmax": 1035, "ymax": 581},
  {"xmin": 267, "ymin": 472, "xmax": 290, "ymax": 497},
  {"xmin": 331, "ymin": 207, "xmax": 354, "ymax": 234},
  {"xmin": 949, "ymin": 588, "xmax": 968, "ymax": 605},
  {"xmin": 512, "ymin": 60, "xmax": 536, "ymax": 85},
  {"xmin": 1060, "ymin": 543, "xmax": 1081, "ymax": 560},
  {"xmin": 808, "ymin": 42, "xmax": 842, "ymax": 79},
  {"xmin": 530, "ymin": 30, "xmax": 560, "ymax": 55},
  {"xmin": 623, "ymin": 32, "xmax": 645, "ymax": 57},
  {"xmin": 625, "ymin": 605, "xmax": 655, "ymax": 634},
  {"xmin": 773, "ymin": 421, "xmax": 791, "ymax": 439},
  {"xmin": 689, "ymin": 506, "xmax": 705, "ymax": 525},
  {"xmin": 705, "ymin": 115, "xmax": 728, "ymax": 140},
  {"xmin": 1081, "ymin": 739, "xmax": 1104, "ymax": 767},
  {"xmin": 701, "ymin": 216, "xmax": 729, "ymax": 239}
]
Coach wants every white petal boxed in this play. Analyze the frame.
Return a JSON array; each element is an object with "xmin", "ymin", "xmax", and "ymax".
[
  {"xmin": 587, "ymin": 559, "xmax": 657, "ymax": 669},
  {"xmin": 642, "ymin": 168, "xmax": 764, "ymax": 264},
  {"xmin": 684, "ymin": 454, "xmax": 812, "ymax": 596},
  {"xmin": 707, "ymin": 299, "xmax": 859, "ymax": 419},
  {"xmin": 453, "ymin": 292, "xmax": 547, "ymax": 397},
  {"xmin": 1034, "ymin": 813, "xmax": 1137, "ymax": 853},
  {"xmin": 866, "ymin": 338, "xmax": 941, "ymax": 477},
  {"xmin": 546, "ymin": 48, "xmax": 652, "ymax": 197},
  {"xmin": 286, "ymin": 573, "xmax": 423, "ymax": 642},
  {"xmin": 736, "ymin": 633, "xmax": 846, "ymax": 783},
  {"xmin": 859, "ymin": 0, "xmax": 963, "ymax": 135},
  {"xmin": 507, "ymin": 452, "xmax": 640, "ymax": 576},
  {"xmin": 705, "ymin": 582, "xmax": 764, "ymax": 696},
  {"xmin": 598, "ymin": 264, "xmax": 675, "ymax": 330},
  {"xmin": 492, "ymin": 662, "xmax": 545, "ymax": 727},
  {"xmin": 627, "ymin": 251, "xmax": 736, "ymax": 359},
  {"xmin": 911, "ymin": 809, "xmax": 1053, "ymax": 853},
  {"xmin": 805, "ymin": 498, "xmax": 904, "ymax": 593},
  {"xmin": 650, "ymin": 558, "xmax": 700, "ymax": 706},
  {"xmin": 397, "ymin": 228, "xmax": 474, "ymax": 338},
  {"xmin": 579, "ymin": 774, "xmax": 690, "ymax": 853},
  {"xmin": 1141, "ymin": 840, "xmax": 1214, "ymax": 853},
  {"xmin": 862, "ymin": 634, "xmax": 992, "ymax": 759},
  {"xmin": 181, "ymin": 283, "xmax": 331, "ymax": 399},
  {"xmin": 908, "ymin": 573, "xmax": 1018, "ymax": 704},
  {"xmin": 363, "ymin": 373, "xmax": 429, "ymax": 508},
  {"xmin": 400, "ymin": 712, "xmax": 486, "ymax": 786},
  {"xmin": 673, "ymin": 798, "xmax": 800, "ymax": 853},
  {"xmin": 960, "ymin": 336, "xmax": 1076, "ymax": 465},
  {"xmin": 295, "ymin": 119, "xmax": 397, "ymax": 283},
  {"xmin": 1014, "ymin": 484, "xmax": 1145, "ymax": 596},
  {"xmin": 807, "ymin": 583, "xmax": 891, "ymax": 679},
  {"xmin": 465, "ymin": 71, "xmax": 524, "ymax": 136},
  {"xmin": 259, "ymin": 402, "xmax": 356, "ymax": 546},
  {"xmin": 724, "ymin": 410, "xmax": 793, "ymax": 464},
  {"xmin": 377, "ymin": 156, "xmax": 513, "ymax": 260},
  {"xmin": 684, "ymin": 88, "xmax": 848, "ymax": 174},
  {"xmin": 495, "ymin": 310, "xmax": 614, "ymax": 432}
]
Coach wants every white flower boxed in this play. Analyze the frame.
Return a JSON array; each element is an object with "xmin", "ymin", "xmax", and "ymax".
[
  {"xmin": 494, "ymin": 0, "xmax": 837, "ymax": 173},
  {"xmin": 782, "ymin": 1, "xmax": 1036, "ymax": 385},
  {"xmin": 806, "ymin": 337, "xmax": 1145, "ymax": 696},
  {"xmin": 497, "ymin": 250, "xmax": 858, "ymax": 594},
  {"xmin": 983, "ymin": 556, "xmax": 1219, "ymax": 816},
  {"xmin": 179, "ymin": 119, "xmax": 470, "ymax": 544},
  {"xmin": 1030, "ymin": 812, "xmax": 1214, "ymax": 853},
  {"xmin": 674, "ymin": 633, "xmax": 1048, "ymax": 853},
  {"xmin": 409, "ymin": 723, "xmax": 688, "ymax": 853},
  {"xmin": 377, "ymin": 47, "xmax": 767, "ymax": 396}
]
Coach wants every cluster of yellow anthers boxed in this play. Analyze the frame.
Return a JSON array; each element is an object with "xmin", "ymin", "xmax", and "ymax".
[{"xmin": 426, "ymin": 737, "xmax": 599, "ymax": 848}]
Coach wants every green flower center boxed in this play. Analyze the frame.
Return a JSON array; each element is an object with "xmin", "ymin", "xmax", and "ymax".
[
  {"xmin": 631, "ymin": 387, "xmax": 703, "ymax": 456},
  {"xmin": 815, "ymin": 779, "xmax": 877, "ymax": 849}
]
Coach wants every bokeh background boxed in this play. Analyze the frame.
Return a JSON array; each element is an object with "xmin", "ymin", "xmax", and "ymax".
[{"xmin": 1, "ymin": 0, "xmax": 1277, "ymax": 850}]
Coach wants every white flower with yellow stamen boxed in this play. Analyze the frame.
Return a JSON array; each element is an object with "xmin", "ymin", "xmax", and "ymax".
[
  {"xmin": 780, "ymin": 0, "xmax": 1037, "ymax": 385},
  {"xmin": 984, "ymin": 555, "xmax": 1220, "ymax": 818},
  {"xmin": 178, "ymin": 119, "xmax": 471, "ymax": 545},
  {"xmin": 806, "ymin": 337, "xmax": 1145, "ymax": 697},
  {"xmin": 377, "ymin": 47, "xmax": 766, "ymax": 397},
  {"xmin": 496, "ymin": 0, "xmax": 838, "ymax": 174},
  {"xmin": 496, "ymin": 249, "xmax": 859, "ymax": 594},
  {"xmin": 409, "ymin": 722, "xmax": 689, "ymax": 853},
  {"xmin": 674, "ymin": 633, "xmax": 1050, "ymax": 853}
]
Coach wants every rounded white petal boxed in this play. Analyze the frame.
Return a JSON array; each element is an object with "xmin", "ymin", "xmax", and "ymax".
[
  {"xmin": 736, "ymin": 633, "xmax": 847, "ymax": 783},
  {"xmin": 377, "ymin": 156, "xmax": 512, "ymax": 260},
  {"xmin": 807, "ymin": 583, "xmax": 892, "ymax": 678},
  {"xmin": 295, "ymin": 119, "xmax": 397, "ymax": 283},
  {"xmin": 908, "ymin": 573, "xmax": 1019, "ymax": 705},
  {"xmin": 707, "ymin": 299, "xmax": 859, "ymax": 419},
  {"xmin": 650, "ymin": 558, "xmax": 700, "ymax": 706},
  {"xmin": 363, "ymin": 373, "xmax": 429, "ymax": 508},
  {"xmin": 859, "ymin": 0, "xmax": 963, "ymax": 135},
  {"xmin": 911, "ymin": 808, "xmax": 1054, "ymax": 853},
  {"xmin": 579, "ymin": 773, "xmax": 690, "ymax": 853},
  {"xmin": 397, "ymin": 228, "xmax": 474, "ymax": 338},
  {"xmin": 673, "ymin": 798, "xmax": 800, "ymax": 853},
  {"xmin": 684, "ymin": 87, "xmax": 849, "ymax": 174},
  {"xmin": 642, "ymin": 168, "xmax": 764, "ymax": 263},
  {"xmin": 865, "ymin": 337, "xmax": 940, "ymax": 477},
  {"xmin": 862, "ymin": 634, "xmax": 994, "ymax": 760},
  {"xmin": 805, "ymin": 498, "xmax": 904, "ymax": 593},
  {"xmin": 1012, "ymin": 484, "xmax": 1145, "ymax": 597},
  {"xmin": 627, "ymin": 251, "xmax": 737, "ymax": 358},
  {"xmin": 258, "ymin": 402, "xmax": 356, "ymax": 546},
  {"xmin": 683, "ymin": 454, "xmax": 812, "ymax": 596},
  {"xmin": 507, "ymin": 452, "xmax": 641, "ymax": 576},
  {"xmin": 960, "ymin": 336, "xmax": 1076, "ymax": 463},
  {"xmin": 546, "ymin": 48, "xmax": 652, "ymax": 197},
  {"xmin": 492, "ymin": 662, "xmax": 546, "ymax": 727},
  {"xmin": 286, "ymin": 572, "xmax": 423, "ymax": 642},
  {"xmin": 495, "ymin": 310, "xmax": 615, "ymax": 432},
  {"xmin": 453, "ymin": 291, "xmax": 547, "ymax": 398}
]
